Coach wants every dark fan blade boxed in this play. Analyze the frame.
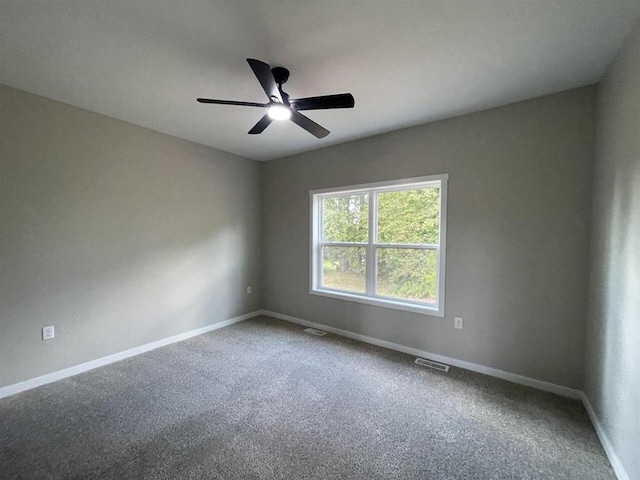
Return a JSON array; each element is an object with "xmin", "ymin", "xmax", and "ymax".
[
  {"xmin": 248, "ymin": 114, "xmax": 273, "ymax": 135},
  {"xmin": 197, "ymin": 98, "xmax": 267, "ymax": 107},
  {"xmin": 247, "ymin": 58, "xmax": 283, "ymax": 103},
  {"xmin": 290, "ymin": 93, "xmax": 354, "ymax": 111},
  {"xmin": 290, "ymin": 111, "xmax": 330, "ymax": 138}
]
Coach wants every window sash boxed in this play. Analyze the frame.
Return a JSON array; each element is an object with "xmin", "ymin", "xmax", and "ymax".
[
  {"xmin": 319, "ymin": 244, "xmax": 440, "ymax": 305},
  {"xmin": 373, "ymin": 246, "xmax": 439, "ymax": 306}
]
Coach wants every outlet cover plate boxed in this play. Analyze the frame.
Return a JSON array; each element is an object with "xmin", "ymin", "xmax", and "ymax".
[{"xmin": 42, "ymin": 325, "xmax": 55, "ymax": 340}]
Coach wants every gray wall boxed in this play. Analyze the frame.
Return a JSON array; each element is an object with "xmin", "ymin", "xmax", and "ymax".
[
  {"xmin": 262, "ymin": 86, "xmax": 596, "ymax": 389},
  {"xmin": 0, "ymin": 85, "xmax": 261, "ymax": 388},
  {"xmin": 585, "ymin": 21, "xmax": 640, "ymax": 480}
]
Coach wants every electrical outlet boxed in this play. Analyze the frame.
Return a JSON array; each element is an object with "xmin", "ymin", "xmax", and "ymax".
[
  {"xmin": 246, "ymin": 286, "xmax": 252, "ymax": 294},
  {"xmin": 42, "ymin": 325, "xmax": 55, "ymax": 340},
  {"xmin": 454, "ymin": 317, "xmax": 463, "ymax": 330}
]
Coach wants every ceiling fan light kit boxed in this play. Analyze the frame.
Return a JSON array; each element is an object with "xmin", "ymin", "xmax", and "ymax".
[
  {"xmin": 197, "ymin": 59, "xmax": 354, "ymax": 138},
  {"xmin": 267, "ymin": 104, "xmax": 291, "ymax": 121}
]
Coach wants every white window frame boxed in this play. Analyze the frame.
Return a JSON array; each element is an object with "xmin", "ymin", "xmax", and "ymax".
[{"xmin": 310, "ymin": 174, "xmax": 448, "ymax": 317}]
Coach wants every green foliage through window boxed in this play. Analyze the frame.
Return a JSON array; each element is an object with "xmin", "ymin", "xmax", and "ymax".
[
  {"xmin": 322, "ymin": 194, "xmax": 368, "ymax": 243},
  {"xmin": 377, "ymin": 188, "xmax": 439, "ymax": 244},
  {"xmin": 377, "ymin": 248, "xmax": 436, "ymax": 302}
]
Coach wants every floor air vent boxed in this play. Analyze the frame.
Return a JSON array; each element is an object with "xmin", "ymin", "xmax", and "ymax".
[
  {"xmin": 415, "ymin": 358, "xmax": 450, "ymax": 372},
  {"xmin": 304, "ymin": 328, "xmax": 327, "ymax": 336}
]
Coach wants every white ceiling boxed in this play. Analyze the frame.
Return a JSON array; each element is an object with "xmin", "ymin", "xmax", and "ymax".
[{"xmin": 1, "ymin": 1, "xmax": 639, "ymax": 161}]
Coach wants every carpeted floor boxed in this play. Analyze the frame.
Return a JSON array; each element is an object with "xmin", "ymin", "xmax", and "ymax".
[{"xmin": 0, "ymin": 316, "xmax": 614, "ymax": 479}]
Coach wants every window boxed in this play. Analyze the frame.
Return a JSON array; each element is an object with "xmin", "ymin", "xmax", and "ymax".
[{"xmin": 310, "ymin": 174, "xmax": 448, "ymax": 316}]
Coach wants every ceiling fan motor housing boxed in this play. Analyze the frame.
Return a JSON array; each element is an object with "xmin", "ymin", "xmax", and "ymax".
[{"xmin": 271, "ymin": 67, "xmax": 290, "ymax": 85}]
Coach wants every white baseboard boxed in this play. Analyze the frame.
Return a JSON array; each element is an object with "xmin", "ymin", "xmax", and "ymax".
[
  {"xmin": 0, "ymin": 310, "xmax": 261, "ymax": 400},
  {"xmin": 259, "ymin": 310, "xmax": 582, "ymax": 399},
  {"xmin": 581, "ymin": 393, "xmax": 630, "ymax": 480}
]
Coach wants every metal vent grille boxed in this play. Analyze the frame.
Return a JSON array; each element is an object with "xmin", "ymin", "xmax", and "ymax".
[
  {"xmin": 415, "ymin": 357, "xmax": 450, "ymax": 372},
  {"xmin": 304, "ymin": 328, "xmax": 327, "ymax": 336}
]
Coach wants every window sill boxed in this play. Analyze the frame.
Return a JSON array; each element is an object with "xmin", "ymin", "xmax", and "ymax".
[{"xmin": 310, "ymin": 288, "xmax": 444, "ymax": 317}]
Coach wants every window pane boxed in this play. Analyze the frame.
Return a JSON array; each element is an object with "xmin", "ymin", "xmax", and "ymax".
[
  {"xmin": 377, "ymin": 188, "xmax": 440, "ymax": 244},
  {"xmin": 322, "ymin": 246, "xmax": 366, "ymax": 293},
  {"xmin": 376, "ymin": 248, "xmax": 437, "ymax": 304},
  {"xmin": 322, "ymin": 194, "xmax": 368, "ymax": 243}
]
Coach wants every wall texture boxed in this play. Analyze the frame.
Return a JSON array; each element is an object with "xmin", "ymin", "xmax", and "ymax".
[
  {"xmin": 262, "ymin": 86, "xmax": 596, "ymax": 389},
  {"xmin": 0, "ymin": 85, "xmax": 261, "ymax": 388},
  {"xmin": 585, "ymin": 21, "xmax": 640, "ymax": 480}
]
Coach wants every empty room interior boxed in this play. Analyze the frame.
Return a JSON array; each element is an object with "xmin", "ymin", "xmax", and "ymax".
[{"xmin": 1, "ymin": 1, "xmax": 639, "ymax": 479}]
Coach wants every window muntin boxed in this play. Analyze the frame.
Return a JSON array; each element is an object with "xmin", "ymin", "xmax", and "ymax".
[{"xmin": 311, "ymin": 175, "xmax": 447, "ymax": 316}]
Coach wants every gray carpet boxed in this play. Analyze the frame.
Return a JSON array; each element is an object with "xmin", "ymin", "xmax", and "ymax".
[{"xmin": 0, "ymin": 316, "xmax": 614, "ymax": 479}]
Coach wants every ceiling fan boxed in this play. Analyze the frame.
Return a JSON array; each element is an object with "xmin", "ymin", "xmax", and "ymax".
[{"xmin": 197, "ymin": 58, "xmax": 354, "ymax": 138}]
